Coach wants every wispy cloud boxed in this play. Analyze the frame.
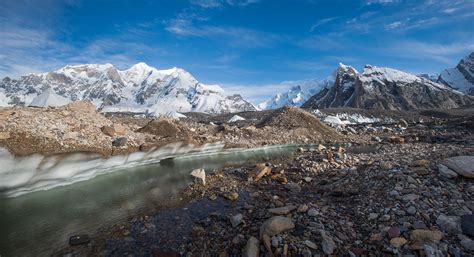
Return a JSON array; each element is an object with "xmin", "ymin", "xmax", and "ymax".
[
  {"xmin": 365, "ymin": 0, "xmax": 398, "ymax": 5},
  {"xmin": 190, "ymin": 0, "xmax": 260, "ymax": 8},
  {"xmin": 310, "ymin": 17, "xmax": 339, "ymax": 32},
  {"xmin": 385, "ymin": 21, "xmax": 402, "ymax": 30}
]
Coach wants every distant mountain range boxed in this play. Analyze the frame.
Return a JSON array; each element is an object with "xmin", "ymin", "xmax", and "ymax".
[
  {"xmin": 262, "ymin": 52, "xmax": 474, "ymax": 110},
  {"xmin": 1, "ymin": 52, "xmax": 473, "ymax": 113},
  {"xmin": 0, "ymin": 62, "xmax": 256, "ymax": 114}
]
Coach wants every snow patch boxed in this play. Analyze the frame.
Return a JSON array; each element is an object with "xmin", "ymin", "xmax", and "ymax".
[
  {"xmin": 228, "ymin": 115, "xmax": 245, "ymax": 122},
  {"xmin": 29, "ymin": 88, "xmax": 71, "ymax": 107}
]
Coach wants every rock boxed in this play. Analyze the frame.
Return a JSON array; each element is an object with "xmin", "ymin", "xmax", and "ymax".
[
  {"xmin": 101, "ymin": 124, "xmax": 127, "ymax": 137},
  {"xmin": 225, "ymin": 192, "xmax": 239, "ymax": 201},
  {"xmin": 436, "ymin": 214, "xmax": 461, "ymax": 234},
  {"xmin": 461, "ymin": 214, "xmax": 474, "ymax": 237},
  {"xmin": 307, "ymin": 208, "xmax": 319, "ymax": 217},
  {"xmin": 318, "ymin": 144, "xmax": 326, "ymax": 151},
  {"xmin": 409, "ymin": 159, "xmax": 429, "ymax": 167},
  {"xmin": 410, "ymin": 229, "xmax": 443, "ymax": 245},
  {"xmin": 390, "ymin": 237, "xmax": 407, "ymax": 248},
  {"xmin": 402, "ymin": 193, "xmax": 419, "ymax": 202},
  {"xmin": 370, "ymin": 233, "xmax": 383, "ymax": 241},
  {"xmin": 387, "ymin": 227, "xmax": 401, "ymax": 239},
  {"xmin": 190, "ymin": 168, "xmax": 206, "ymax": 185},
  {"xmin": 303, "ymin": 176, "xmax": 312, "ymax": 182},
  {"xmin": 368, "ymin": 213, "xmax": 378, "ymax": 220},
  {"xmin": 437, "ymin": 164, "xmax": 458, "ymax": 178},
  {"xmin": 253, "ymin": 163, "xmax": 272, "ymax": 181},
  {"xmin": 301, "ymin": 249, "xmax": 312, "ymax": 257},
  {"xmin": 407, "ymin": 206, "xmax": 417, "ymax": 215},
  {"xmin": 459, "ymin": 235, "xmax": 474, "ymax": 251},
  {"xmin": 399, "ymin": 119, "xmax": 408, "ymax": 128},
  {"xmin": 270, "ymin": 173, "xmax": 288, "ymax": 184},
  {"xmin": 388, "ymin": 136, "xmax": 405, "ymax": 144},
  {"xmin": 271, "ymin": 236, "xmax": 279, "ymax": 248},
  {"xmin": 304, "ymin": 240, "xmax": 318, "ymax": 250},
  {"xmin": 268, "ymin": 205, "xmax": 296, "ymax": 215},
  {"xmin": 260, "ymin": 216, "xmax": 295, "ymax": 238},
  {"xmin": 69, "ymin": 234, "xmax": 90, "ymax": 246},
  {"xmin": 0, "ymin": 131, "xmax": 11, "ymax": 140},
  {"xmin": 442, "ymin": 156, "xmax": 474, "ymax": 178},
  {"xmin": 321, "ymin": 234, "xmax": 336, "ymax": 255},
  {"xmin": 297, "ymin": 204, "xmax": 309, "ymax": 213},
  {"xmin": 380, "ymin": 161, "xmax": 393, "ymax": 170},
  {"xmin": 112, "ymin": 137, "xmax": 127, "ymax": 147},
  {"xmin": 243, "ymin": 236, "xmax": 259, "ymax": 257},
  {"xmin": 284, "ymin": 183, "xmax": 301, "ymax": 193},
  {"xmin": 230, "ymin": 214, "xmax": 243, "ymax": 227},
  {"xmin": 380, "ymin": 214, "xmax": 391, "ymax": 221}
]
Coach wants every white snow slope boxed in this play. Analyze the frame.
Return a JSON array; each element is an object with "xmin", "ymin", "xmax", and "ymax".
[
  {"xmin": 0, "ymin": 62, "xmax": 256, "ymax": 114},
  {"xmin": 438, "ymin": 52, "xmax": 474, "ymax": 95},
  {"xmin": 29, "ymin": 88, "xmax": 71, "ymax": 107}
]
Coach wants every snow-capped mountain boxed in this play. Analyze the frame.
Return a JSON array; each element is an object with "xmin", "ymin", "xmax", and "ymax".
[
  {"xmin": 438, "ymin": 52, "xmax": 474, "ymax": 95},
  {"xmin": 0, "ymin": 62, "xmax": 256, "ymax": 114},
  {"xmin": 258, "ymin": 78, "xmax": 334, "ymax": 110},
  {"xmin": 302, "ymin": 63, "xmax": 472, "ymax": 110}
]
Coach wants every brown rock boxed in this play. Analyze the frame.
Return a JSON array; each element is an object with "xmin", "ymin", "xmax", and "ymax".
[
  {"xmin": 253, "ymin": 164, "xmax": 272, "ymax": 181},
  {"xmin": 225, "ymin": 192, "xmax": 239, "ymax": 201},
  {"xmin": 113, "ymin": 124, "xmax": 127, "ymax": 135},
  {"xmin": 243, "ymin": 236, "xmax": 260, "ymax": 257},
  {"xmin": 390, "ymin": 237, "xmax": 407, "ymax": 248},
  {"xmin": 270, "ymin": 173, "xmax": 288, "ymax": 184},
  {"xmin": 388, "ymin": 136, "xmax": 405, "ymax": 144},
  {"xmin": 370, "ymin": 233, "xmax": 383, "ymax": 241},
  {"xmin": 260, "ymin": 216, "xmax": 295, "ymax": 238},
  {"xmin": 409, "ymin": 159, "xmax": 429, "ymax": 167},
  {"xmin": 268, "ymin": 205, "xmax": 296, "ymax": 215},
  {"xmin": 410, "ymin": 229, "xmax": 443, "ymax": 248},
  {"xmin": 0, "ymin": 131, "xmax": 10, "ymax": 140},
  {"xmin": 101, "ymin": 126, "xmax": 116, "ymax": 137}
]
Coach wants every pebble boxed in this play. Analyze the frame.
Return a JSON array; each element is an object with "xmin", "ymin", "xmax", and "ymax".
[
  {"xmin": 321, "ymin": 233, "xmax": 336, "ymax": 255},
  {"xmin": 242, "ymin": 237, "xmax": 259, "ymax": 257},
  {"xmin": 304, "ymin": 240, "xmax": 318, "ymax": 250},
  {"xmin": 297, "ymin": 204, "xmax": 309, "ymax": 213},
  {"xmin": 407, "ymin": 206, "xmax": 417, "ymax": 215},
  {"xmin": 307, "ymin": 208, "xmax": 319, "ymax": 217},
  {"xmin": 390, "ymin": 237, "xmax": 407, "ymax": 248},
  {"xmin": 230, "ymin": 214, "xmax": 243, "ymax": 227}
]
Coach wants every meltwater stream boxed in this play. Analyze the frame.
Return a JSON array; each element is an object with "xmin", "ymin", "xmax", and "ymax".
[{"xmin": 0, "ymin": 144, "xmax": 312, "ymax": 257}]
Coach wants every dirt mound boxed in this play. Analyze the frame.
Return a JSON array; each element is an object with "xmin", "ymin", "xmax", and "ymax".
[
  {"xmin": 258, "ymin": 106, "xmax": 342, "ymax": 139},
  {"xmin": 137, "ymin": 118, "xmax": 192, "ymax": 140}
]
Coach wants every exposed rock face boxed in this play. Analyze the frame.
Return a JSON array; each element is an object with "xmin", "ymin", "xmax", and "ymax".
[
  {"xmin": 302, "ymin": 63, "xmax": 472, "ymax": 110},
  {"xmin": 438, "ymin": 52, "xmax": 474, "ymax": 95},
  {"xmin": 0, "ymin": 63, "xmax": 256, "ymax": 114}
]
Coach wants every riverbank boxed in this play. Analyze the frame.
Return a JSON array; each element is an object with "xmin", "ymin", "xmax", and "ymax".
[{"xmin": 55, "ymin": 139, "xmax": 474, "ymax": 256}]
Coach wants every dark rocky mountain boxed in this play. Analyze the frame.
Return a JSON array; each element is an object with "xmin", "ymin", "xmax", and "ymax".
[
  {"xmin": 438, "ymin": 52, "xmax": 474, "ymax": 95},
  {"xmin": 302, "ymin": 63, "xmax": 472, "ymax": 111}
]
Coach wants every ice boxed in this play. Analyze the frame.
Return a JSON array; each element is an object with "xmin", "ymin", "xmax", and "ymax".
[
  {"xmin": 0, "ymin": 142, "xmax": 225, "ymax": 197},
  {"xmin": 228, "ymin": 115, "xmax": 245, "ymax": 122},
  {"xmin": 29, "ymin": 88, "xmax": 71, "ymax": 107}
]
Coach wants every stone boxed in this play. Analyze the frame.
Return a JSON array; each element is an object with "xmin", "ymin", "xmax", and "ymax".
[
  {"xmin": 368, "ymin": 213, "xmax": 378, "ymax": 220},
  {"xmin": 253, "ymin": 163, "xmax": 271, "ymax": 181},
  {"xmin": 410, "ymin": 229, "xmax": 443, "ymax": 245},
  {"xmin": 230, "ymin": 214, "xmax": 243, "ymax": 227},
  {"xmin": 407, "ymin": 206, "xmax": 417, "ymax": 215},
  {"xmin": 380, "ymin": 161, "xmax": 393, "ymax": 170},
  {"xmin": 243, "ymin": 236, "xmax": 259, "ymax": 257},
  {"xmin": 399, "ymin": 119, "xmax": 408, "ymax": 128},
  {"xmin": 113, "ymin": 124, "xmax": 127, "ymax": 135},
  {"xmin": 112, "ymin": 137, "xmax": 127, "ymax": 147},
  {"xmin": 402, "ymin": 193, "xmax": 419, "ymax": 202},
  {"xmin": 307, "ymin": 208, "xmax": 319, "ymax": 217},
  {"xmin": 318, "ymin": 144, "xmax": 326, "ymax": 151},
  {"xmin": 409, "ymin": 159, "xmax": 429, "ymax": 167},
  {"xmin": 270, "ymin": 173, "xmax": 288, "ymax": 184},
  {"xmin": 225, "ymin": 192, "xmax": 239, "ymax": 201},
  {"xmin": 101, "ymin": 125, "xmax": 115, "ymax": 136},
  {"xmin": 437, "ymin": 164, "xmax": 458, "ymax": 178},
  {"xmin": 436, "ymin": 214, "xmax": 461, "ymax": 234},
  {"xmin": 69, "ymin": 234, "xmax": 90, "ymax": 246},
  {"xmin": 268, "ymin": 205, "xmax": 296, "ymax": 215},
  {"xmin": 387, "ymin": 227, "xmax": 400, "ymax": 239},
  {"xmin": 380, "ymin": 214, "xmax": 391, "ymax": 221},
  {"xmin": 260, "ymin": 216, "xmax": 295, "ymax": 238},
  {"xmin": 459, "ymin": 235, "xmax": 474, "ymax": 251},
  {"xmin": 442, "ymin": 156, "xmax": 474, "ymax": 178},
  {"xmin": 390, "ymin": 237, "xmax": 407, "ymax": 248},
  {"xmin": 304, "ymin": 240, "xmax": 318, "ymax": 250},
  {"xmin": 297, "ymin": 204, "xmax": 309, "ymax": 213},
  {"xmin": 284, "ymin": 183, "xmax": 301, "ymax": 193},
  {"xmin": 370, "ymin": 233, "xmax": 383, "ymax": 241},
  {"xmin": 190, "ymin": 168, "xmax": 206, "ymax": 185},
  {"xmin": 461, "ymin": 214, "xmax": 474, "ymax": 237},
  {"xmin": 271, "ymin": 236, "xmax": 279, "ymax": 248},
  {"xmin": 0, "ymin": 131, "xmax": 11, "ymax": 140},
  {"xmin": 301, "ymin": 249, "xmax": 312, "ymax": 257},
  {"xmin": 321, "ymin": 234, "xmax": 336, "ymax": 255},
  {"xmin": 388, "ymin": 136, "xmax": 405, "ymax": 144}
]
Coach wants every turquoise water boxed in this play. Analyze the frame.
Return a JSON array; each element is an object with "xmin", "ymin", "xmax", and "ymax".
[{"xmin": 0, "ymin": 144, "xmax": 313, "ymax": 257}]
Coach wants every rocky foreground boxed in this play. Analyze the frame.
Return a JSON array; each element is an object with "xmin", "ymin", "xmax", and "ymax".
[{"xmin": 55, "ymin": 120, "xmax": 474, "ymax": 256}]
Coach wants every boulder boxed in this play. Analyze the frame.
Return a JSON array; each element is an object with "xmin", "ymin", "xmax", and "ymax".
[
  {"xmin": 242, "ymin": 236, "xmax": 259, "ymax": 257},
  {"xmin": 442, "ymin": 156, "xmax": 474, "ymax": 178},
  {"xmin": 260, "ymin": 216, "xmax": 295, "ymax": 238},
  {"xmin": 112, "ymin": 137, "xmax": 127, "ymax": 147},
  {"xmin": 190, "ymin": 168, "xmax": 206, "ymax": 186}
]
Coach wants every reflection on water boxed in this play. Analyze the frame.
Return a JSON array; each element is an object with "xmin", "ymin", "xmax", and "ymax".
[{"xmin": 0, "ymin": 144, "xmax": 310, "ymax": 257}]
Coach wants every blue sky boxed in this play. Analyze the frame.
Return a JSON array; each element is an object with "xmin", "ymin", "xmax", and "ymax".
[{"xmin": 1, "ymin": 0, "xmax": 473, "ymax": 102}]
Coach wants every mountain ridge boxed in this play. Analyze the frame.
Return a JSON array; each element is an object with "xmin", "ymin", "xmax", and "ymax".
[{"xmin": 0, "ymin": 62, "xmax": 257, "ymax": 114}]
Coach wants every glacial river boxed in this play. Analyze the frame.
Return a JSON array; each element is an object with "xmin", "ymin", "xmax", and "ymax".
[{"xmin": 0, "ymin": 144, "xmax": 317, "ymax": 257}]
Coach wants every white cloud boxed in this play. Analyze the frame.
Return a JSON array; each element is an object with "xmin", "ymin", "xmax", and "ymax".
[
  {"xmin": 443, "ymin": 8, "xmax": 457, "ymax": 14},
  {"xmin": 310, "ymin": 17, "xmax": 339, "ymax": 32},
  {"xmin": 189, "ymin": 0, "xmax": 260, "ymax": 8},
  {"xmin": 385, "ymin": 21, "xmax": 402, "ymax": 30},
  {"xmin": 365, "ymin": 0, "xmax": 398, "ymax": 5}
]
